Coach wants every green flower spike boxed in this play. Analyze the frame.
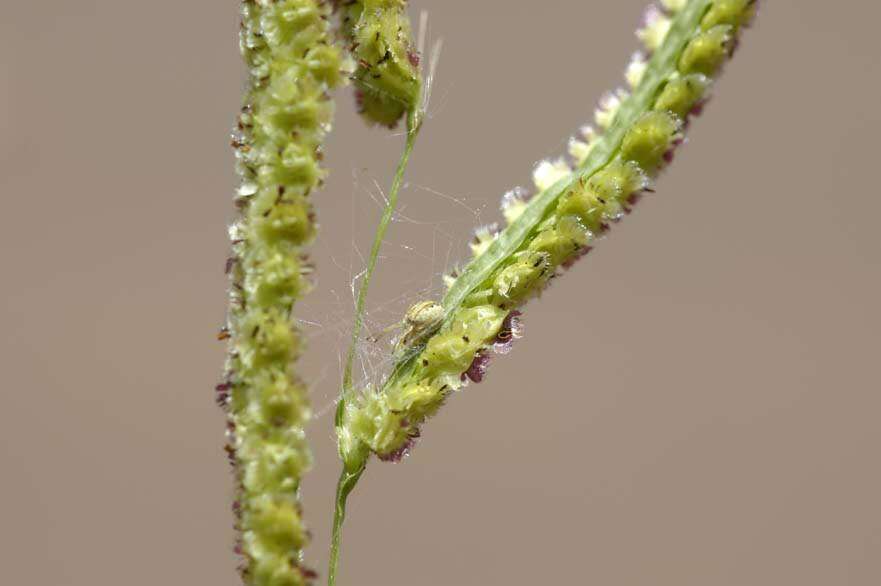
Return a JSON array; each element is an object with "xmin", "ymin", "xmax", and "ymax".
[
  {"xmin": 336, "ymin": 0, "xmax": 422, "ymax": 127},
  {"xmin": 331, "ymin": 0, "xmax": 758, "ymax": 577},
  {"xmin": 221, "ymin": 1, "xmax": 344, "ymax": 585}
]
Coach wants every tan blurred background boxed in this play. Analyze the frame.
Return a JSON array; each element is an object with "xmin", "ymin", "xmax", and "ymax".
[{"xmin": 1, "ymin": 1, "xmax": 880, "ymax": 584}]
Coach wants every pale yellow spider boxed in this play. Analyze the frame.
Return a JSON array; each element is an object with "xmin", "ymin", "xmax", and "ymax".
[{"xmin": 370, "ymin": 301, "xmax": 446, "ymax": 352}]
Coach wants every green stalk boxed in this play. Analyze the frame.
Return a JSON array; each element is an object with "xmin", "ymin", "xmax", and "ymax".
[
  {"xmin": 328, "ymin": 463, "xmax": 366, "ymax": 586},
  {"xmin": 332, "ymin": 110, "xmax": 421, "ymax": 586},
  {"xmin": 342, "ymin": 112, "xmax": 421, "ymax": 398}
]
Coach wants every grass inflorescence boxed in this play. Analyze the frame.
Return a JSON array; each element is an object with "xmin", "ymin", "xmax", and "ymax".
[
  {"xmin": 336, "ymin": 0, "xmax": 422, "ymax": 127},
  {"xmin": 220, "ymin": 1, "xmax": 344, "ymax": 584},
  {"xmin": 333, "ymin": 0, "xmax": 758, "ymax": 550}
]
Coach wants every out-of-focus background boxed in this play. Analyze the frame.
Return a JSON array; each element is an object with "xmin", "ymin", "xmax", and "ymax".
[{"xmin": 2, "ymin": 1, "xmax": 880, "ymax": 584}]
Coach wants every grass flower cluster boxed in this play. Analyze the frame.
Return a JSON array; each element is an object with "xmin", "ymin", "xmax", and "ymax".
[
  {"xmin": 219, "ymin": 1, "xmax": 759, "ymax": 584},
  {"xmin": 337, "ymin": 0, "xmax": 421, "ymax": 127},
  {"xmin": 220, "ymin": 1, "xmax": 343, "ymax": 584}
]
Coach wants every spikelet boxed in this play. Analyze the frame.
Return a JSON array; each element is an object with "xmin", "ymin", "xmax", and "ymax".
[
  {"xmin": 568, "ymin": 125, "xmax": 599, "ymax": 168},
  {"xmin": 637, "ymin": 4, "xmax": 673, "ymax": 52},
  {"xmin": 679, "ymin": 24, "xmax": 735, "ymax": 76},
  {"xmin": 702, "ymin": 0, "xmax": 758, "ymax": 30},
  {"xmin": 500, "ymin": 187, "xmax": 530, "ymax": 225},
  {"xmin": 595, "ymin": 88, "xmax": 630, "ymax": 130},
  {"xmin": 626, "ymin": 51, "xmax": 649, "ymax": 88},
  {"xmin": 442, "ymin": 266, "xmax": 460, "ymax": 290},
  {"xmin": 661, "ymin": 0, "xmax": 689, "ymax": 12},
  {"xmin": 222, "ymin": 1, "xmax": 343, "ymax": 584},
  {"xmin": 655, "ymin": 73, "xmax": 711, "ymax": 118},
  {"xmin": 533, "ymin": 158, "xmax": 573, "ymax": 191},
  {"xmin": 470, "ymin": 224, "xmax": 501, "ymax": 258},
  {"xmin": 338, "ymin": 0, "xmax": 759, "ymax": 463}
]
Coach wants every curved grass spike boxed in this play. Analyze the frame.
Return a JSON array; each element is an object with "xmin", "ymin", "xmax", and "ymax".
[
  {"xmin": 220, "ymin": 1, "xmax": 344, "ymax": 584},
  {"xmin": 336, "ymin": 0, "xmax": 421, "ymax": 127},
  {"xmin": 331, "ymin": 0, "xmax": 757, "ymax": 574}
]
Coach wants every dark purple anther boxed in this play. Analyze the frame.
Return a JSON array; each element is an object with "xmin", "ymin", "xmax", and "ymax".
[
  {"xmin": 224, "ymin": 444, "xmax": 237, "ymax": 467},
  {"xmin": 493, "ymin": 311, "xmax": 524, "ymax": 355},
  {"xmin": 462, "ymin": 351, "xmax": 491, "ymax": 383},
  {"xmin": 215, "ymin": 382, "xmax": 232, "ymax": 407},
  {"xmin": 214, "ymin": 382, "xmax": 232, "ymax": 407},
  {"xmin": 689, "ymin": 100, "xmax": 706, "ymax": 118},
  {"xmin": 561, "ymin": 246, "xmax": 592, "ymax": 270},
  {"xmin": 663, "ymin": 137, "xmax": 685, "ymax": 164},
  {"xmin": 378, "ymin": 427, "xmax": 420, "ymax": 463},
  {"xmin": 301, "ymin": 568, "xmax": 319, "ymax": 580}
]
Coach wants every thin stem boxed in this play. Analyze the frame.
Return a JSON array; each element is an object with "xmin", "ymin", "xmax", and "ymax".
[
  {"xmin": 328, "ymin": 462, "xmax": 365, "ymax": 586},
  {"xmin": 331, "ymin": 110, "xmax": 421, "ymax": 586},
  {"xmin": 341, "ymin": 111, "xmax": 421, "ymax": 398}
]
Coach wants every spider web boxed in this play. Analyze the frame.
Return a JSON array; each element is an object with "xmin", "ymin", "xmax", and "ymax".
[{"xmin": 297, "ymin": 165, "xmax": 491, "ymax": 422}]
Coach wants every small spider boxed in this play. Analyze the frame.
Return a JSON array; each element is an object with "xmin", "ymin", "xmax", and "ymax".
[
  {"xmin": 399, "ymin": 301, "xmax": 445, "ymax": 348},
  {"xmin": 370, "ymin": 301, "xmax": 445, "ymax": 352}
]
